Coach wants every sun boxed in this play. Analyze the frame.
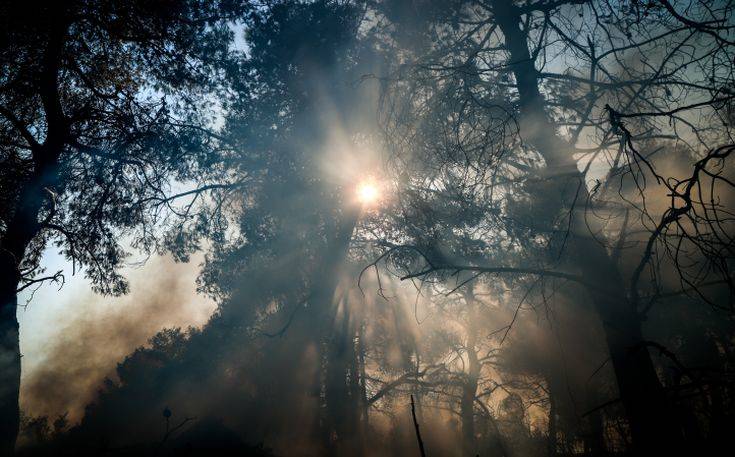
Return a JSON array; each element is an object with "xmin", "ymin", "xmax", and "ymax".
[{"xmin": 357, "ymin": 181, "xmax": 380, "ymax": 205}]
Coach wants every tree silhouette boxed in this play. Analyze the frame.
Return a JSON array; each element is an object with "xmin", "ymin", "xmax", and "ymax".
[
  {"xmin": 372, "ymin": 0, "xmax": 735, "ymax": 454},
  {"xmin": 0, "ymin": 1, "xmax": 249, "ymax": 452}
]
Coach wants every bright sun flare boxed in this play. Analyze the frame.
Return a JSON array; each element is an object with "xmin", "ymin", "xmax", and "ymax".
[{"xmin": 357, "ymin": 181, "xmax": 379, "ymax": 204}]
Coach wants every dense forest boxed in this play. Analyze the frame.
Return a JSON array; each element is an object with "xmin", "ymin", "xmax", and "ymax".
[{"xmin": 1, "ymin": 0, "xmax": 734, "ymax": 456}]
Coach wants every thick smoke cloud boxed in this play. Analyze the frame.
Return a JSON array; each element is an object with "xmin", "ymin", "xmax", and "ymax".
[{"xmin": 19, "ymin": 254, "xmax": 214, "ymax": 423}]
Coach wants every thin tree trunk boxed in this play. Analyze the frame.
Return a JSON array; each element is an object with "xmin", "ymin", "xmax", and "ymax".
[
  {"xmin": 357, "ymin": 321, "xmax": 370, "ymax": 451},
  {"xmin": 410, "ymin": 394, "xmax": 427, "ymax": 457},
  {"xmin": 547, "ymin": 390, "xmax": 557, "ymax": 457},
  {"xmin": 489, "ymin": 2, "xmax": 684, "ymax": 454},
  {"xmin": 460, "ymin": 289, "xmax": 480, "ymax": 457},
  {"xmin": 358, "ymin": 321, "xmax": 369, "ymax": 427}
]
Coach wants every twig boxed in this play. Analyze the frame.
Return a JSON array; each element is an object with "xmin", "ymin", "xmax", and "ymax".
[{"xmin": 410, "ymin": 394, "xmax": 427, "ymax": 457}]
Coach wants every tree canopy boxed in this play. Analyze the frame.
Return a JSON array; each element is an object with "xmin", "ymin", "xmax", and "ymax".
[{"xmin": 3, "ymin": 1, "xmax": 735, "ymax": 456}]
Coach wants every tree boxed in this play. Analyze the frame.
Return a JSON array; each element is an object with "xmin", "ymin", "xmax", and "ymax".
[
  {"xmin": 0, "ymin": 1, "xmax": 249, "ymax": 452},
  {"xmin": 14, "ymin": 2, "xmax": 381, "ymax": 454},
  {"xmin": 372, "ymin": 0, "xmax": 735, "ymax": 454},
  {"xmin": 9, "ymin": 1, "xmax": 734, "ymax": 454},
  {"xmin": 355, "ymin": 175, "xmax": 510, "ymax": 456},
  {"xmin": 197, "ymin": 1, "xmax": 379, "ymax": 453}
]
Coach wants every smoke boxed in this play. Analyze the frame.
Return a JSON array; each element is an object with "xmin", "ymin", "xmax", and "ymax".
[
  {"xmin": 19, "ymin": 254, "xmax": 215, "ymax": 423},
  {"xmin": 11, "ymin": 2, "xmax": 735, "ymax": 456}
]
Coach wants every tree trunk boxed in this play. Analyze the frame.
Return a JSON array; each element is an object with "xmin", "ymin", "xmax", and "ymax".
[
  {"xmin": 0, "ymin": 178, "xmax": 49, "ymax": 454},
  {"xmin": 547, "ymin": 390, "xmax": 557, "ymax": 457},
  {"xmin": 356, "ymin": 321, "xmax": 370, "ymax": 453},
  {"xmin": 460, "ymin": 368, "xmax": 479, "ymax": 457},
  {"xmin": 358, "ymin": 321, "xmax": 370, "ymax": 435},
  {"xmin": 460, "ymin": 289, "xmax": 481, "ymax": 457},
  {"xmin": 584, "ymin": 406, "xmax": 605, "ymax": 456},
  {"xmin": 0, "ymin": 268, "xmax": 22, "ymax": 456},
  {"xmin": 324, "ymin": 291, "xmax": 362, "ymax": 456},
  {"xmin": 306, "ymin": 203, "xmax": 361, "ymax": 452},
  {"xmin": 490, "ymin": 2, "xmax": 684, "ymax": 454}
]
